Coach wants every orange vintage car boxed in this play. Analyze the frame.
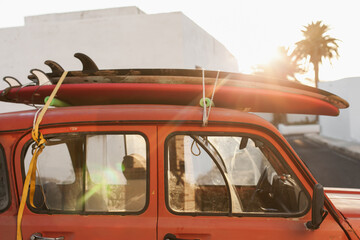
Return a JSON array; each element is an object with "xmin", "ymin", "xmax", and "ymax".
[{"xmin": 0, "ymin": 54, "xmax": 358, "ymax": 239}]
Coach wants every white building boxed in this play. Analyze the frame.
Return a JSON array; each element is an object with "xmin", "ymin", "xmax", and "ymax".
[
  {"xmin": 319, "ymin": 78, "xmax": 360, "ymax": 142},
  {"xmin": 0, "ymin": 7, "xmax": 238, "ymax": 113}
]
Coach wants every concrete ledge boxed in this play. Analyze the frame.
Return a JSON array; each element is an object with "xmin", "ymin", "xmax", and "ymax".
[
  {"xmin": 279, "ymin": 124, "xmax": 320, "ymax": 135},
  {"xmin": 25, "ymin": 7, "xmax": 145, "ymax": 25},
  {"xmin": 305, "ymin": 133, "xmax": 360, "ymax": 161}
]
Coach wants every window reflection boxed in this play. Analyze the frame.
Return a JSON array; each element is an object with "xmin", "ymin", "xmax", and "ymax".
[
  {"xmin": 24, "ymin": 133, "xmax": 147, "ymax": 213},
  {"xmin": 167, "ymin": 134, "xmax": 309, "ymax": 215}
]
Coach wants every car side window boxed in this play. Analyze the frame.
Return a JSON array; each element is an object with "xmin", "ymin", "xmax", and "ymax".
[
  {"xmin": 166, "ymin": 134, "xmax": 309, "ymax": 216},
  {"xmin": 24, "ymin": 133, "xmax": 148, "ymax": 214},
  {"xmin": 0, "ymin": 145, "xmax": 10, "ymax": 212}
]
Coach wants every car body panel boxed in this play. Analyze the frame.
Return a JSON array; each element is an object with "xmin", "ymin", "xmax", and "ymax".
[
  {"xmin": 12, "ymin": 124, "xmax": 158, "ymax": 240},
  {"xmin": 0, "ymin": 105, "xmax": 356, "ymax": 239},
  {"xmin": 156, "ymin": 124, "xmax": 349, "ymax": 240},
  {"xmin": 326, "ymin": 188, "xmax": 360, "ymax": 236}
]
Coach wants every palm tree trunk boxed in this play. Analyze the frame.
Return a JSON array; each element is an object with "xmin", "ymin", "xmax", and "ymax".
[{"xmin": 314, "ymin": 62, "xmax": 319, "ymax": 88}]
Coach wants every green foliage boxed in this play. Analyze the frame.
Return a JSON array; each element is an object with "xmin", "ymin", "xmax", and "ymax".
[{"xmin": 293, "ymin": 21, "xmax": 339, "ymax": 87}]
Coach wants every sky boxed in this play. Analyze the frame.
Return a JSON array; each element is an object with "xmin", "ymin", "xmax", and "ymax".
[{"xmin": 1, "ymin": 0, "xmax": 360, "ymax": 84}]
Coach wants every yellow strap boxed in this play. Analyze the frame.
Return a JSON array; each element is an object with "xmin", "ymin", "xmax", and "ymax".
[
  {"xmin": 32, "ymin": 72, "xmax": 68, "ymax": 141},
  {"xmin": 16, "ymin": 147, "xmax": 44, "ymax": 240},
  {"xmin": 17, "ymin": 71, "xmax": 68, "ymax": 240}
]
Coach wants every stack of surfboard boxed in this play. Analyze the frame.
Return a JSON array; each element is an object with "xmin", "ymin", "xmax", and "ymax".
[{"xmin": 0, "ymin": 53, "xmax": 348, "ymax": 116}]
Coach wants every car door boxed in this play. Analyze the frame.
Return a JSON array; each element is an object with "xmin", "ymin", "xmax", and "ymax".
[
  {"xmin": 15, "ymin": 124, "xmax": 157, "ymax": 240},
  {"xmin": 157, "ymin": 124, "xmax": 348, "ymax": 240},
  {"xmin": 0, "ymin": 142, "xmax": 16, "ymax": 239}
]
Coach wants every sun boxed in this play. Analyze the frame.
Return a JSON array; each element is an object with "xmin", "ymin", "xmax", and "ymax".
[{"xmin": 237, "ymin": 48, "xmax": 280, "ymax": 74}]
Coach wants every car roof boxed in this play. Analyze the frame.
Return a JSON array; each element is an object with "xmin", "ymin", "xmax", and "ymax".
[{"xmin": 0, "ymin": 104, "xmax": 278, "ymax": 133}]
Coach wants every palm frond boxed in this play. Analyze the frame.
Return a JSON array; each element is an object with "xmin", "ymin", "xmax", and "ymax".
[{"xmin": 292, "ymin": 21, "xmax": 339, "ymax": 86}]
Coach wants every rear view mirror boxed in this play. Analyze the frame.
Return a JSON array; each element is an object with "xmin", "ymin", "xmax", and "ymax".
[{"xmin": 306, "ymin": 183, "xmax": 328, "ymax": 230}]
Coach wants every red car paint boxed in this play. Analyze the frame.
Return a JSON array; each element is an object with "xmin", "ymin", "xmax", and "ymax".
[{"xmin": 0, "ymin": 104, "xmax": 358, "ymax": 239}]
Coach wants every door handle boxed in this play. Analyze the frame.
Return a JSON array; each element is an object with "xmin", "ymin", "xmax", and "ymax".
[
  {"xmin": 164, "ymin": 233, "xmax": 200, "ymax": 240},
  {"xmin": 30, "ymin": 233, "xmax": 64, "ymax": 240}
]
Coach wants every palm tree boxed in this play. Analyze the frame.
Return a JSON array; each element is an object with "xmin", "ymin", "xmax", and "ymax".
[
  {"xmin": 254, "ymin": 46, "xmax": 302, "ymax": 82},
  {"xmin": 293, "ymin": 21, "xmax": 339, "ymax": 88}
]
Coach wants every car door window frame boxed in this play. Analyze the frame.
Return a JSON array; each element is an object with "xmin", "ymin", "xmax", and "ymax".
[
  {"xmin": 20, "ymin": 131, "xmax": 150, "ymax": 215},
  {"xmin": 164, "ymin": 131, "xmax": 311, "ymax": 218},
  {"xmin": 0, "ymin": 144, "xmax": 10, "ymax": 213}
]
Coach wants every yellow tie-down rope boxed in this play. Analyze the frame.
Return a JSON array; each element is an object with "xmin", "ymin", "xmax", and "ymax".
[{"xmin": 17, "ymin": 71, "xmax": 68, "ymax": 240}]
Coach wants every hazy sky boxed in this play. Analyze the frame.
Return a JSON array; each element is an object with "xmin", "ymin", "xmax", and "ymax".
[{"xmin": 1, "ymin": 0, "xmax": 359, "ymax": 83}]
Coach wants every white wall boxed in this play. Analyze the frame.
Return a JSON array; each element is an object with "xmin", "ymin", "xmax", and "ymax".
[
  {"xmin": 254, "ymin": 113, "xmax": 273, "ymax": 122},
  {"xmin": 181, "ymin": 16, "xmax": 238, "ymax": 71},
  {"xmin": 319, "ymin": 78, "xmax": 358, "ymax": 142},
  {"xmin": 286, "ymin": 114, "xmax": 317, "ymax": 124},
  {"xmin": 0, "ymin": 7, "xmax": 238, "ymax": 113},
  {"xmin": 24, "ymin": 6, "xmax": 146, "ymax": 25}
]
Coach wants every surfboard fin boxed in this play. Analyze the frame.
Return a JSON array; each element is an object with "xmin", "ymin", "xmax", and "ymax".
[
  {"xmin": 44, "ymin": 60, "xmax": 64, "ymax": 78},
  {"xmin": 30, "ymin": 69, "xmax": 51, "ymax": 86},
  {"xmin": 74, "ymin": 52, "xmax": 99, "ymax": 74},
  {"xmin": 3, "ymin": 76, "xmax": 22, "ymax": 87}
]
